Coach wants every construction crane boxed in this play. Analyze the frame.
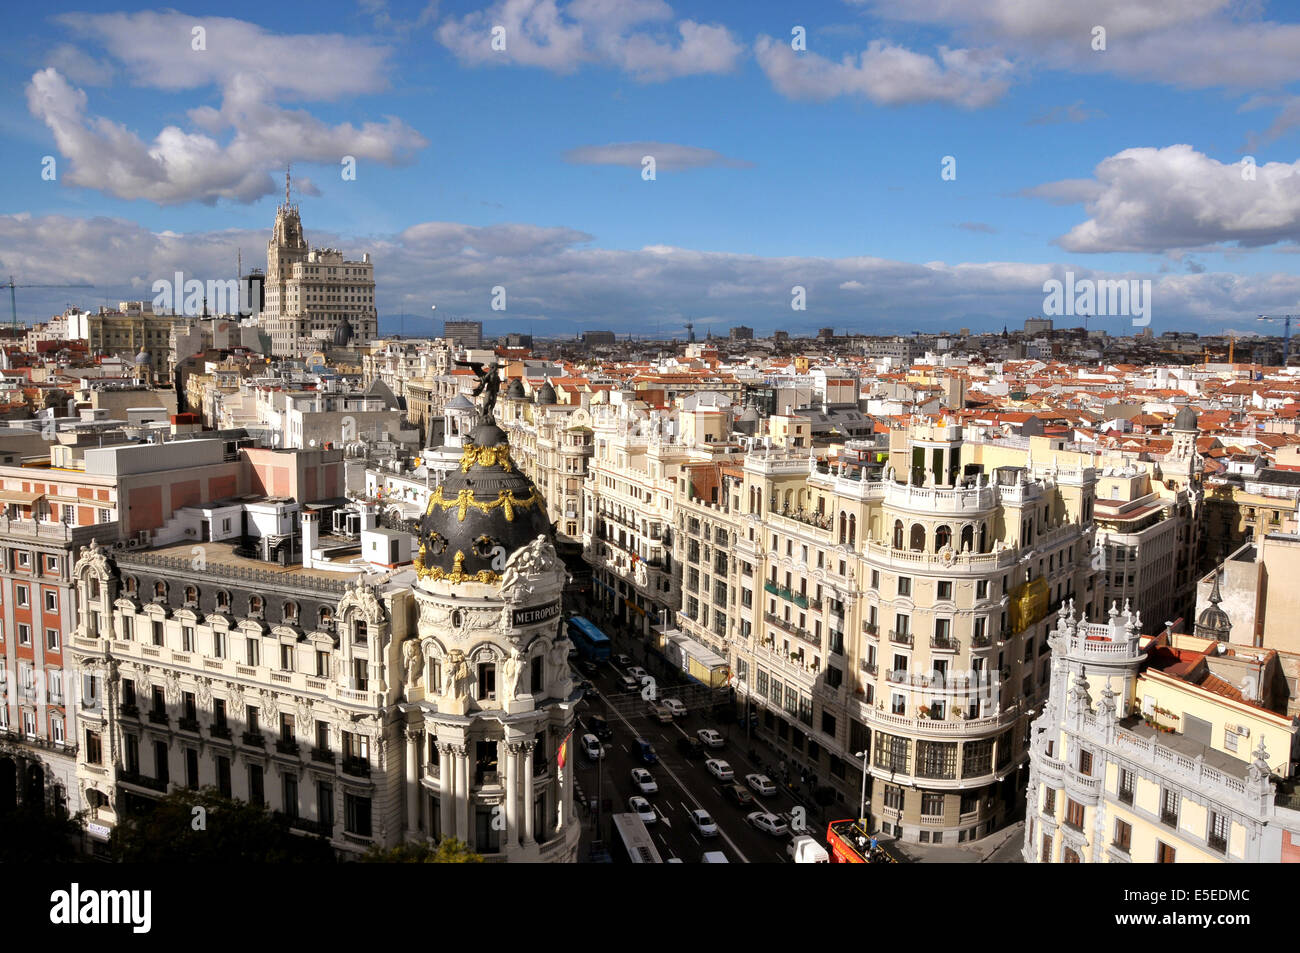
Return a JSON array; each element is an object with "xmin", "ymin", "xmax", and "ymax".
[
  {"xmin": 2, "ymin": 276, "xmax": 95, "ymax": 327},
  {"xmin": 1258, "ymin": 314, "xmax": 1293, "ymax": 366}
]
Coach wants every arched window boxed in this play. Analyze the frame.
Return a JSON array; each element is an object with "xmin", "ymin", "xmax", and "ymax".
[
  {"xmin": 961, "ymin": 525, "xmax": 974, "ymax": 552},
  {"xmin": 216, "ymin": 590, "xmax": 230, "ymax": 609},
  {"xmin": 979, "ymin": 524, "xmax": 988, "ymax": 553},
  {"xmin": 153, "ymin": 581, "xmax": 167, "ymax": 600},
  {"xmin": 893, "ymin": 520, "xmax": 904, "ymax": 549},
  {"xmin": 283, "ymin": 601, "xmax": 298, "ymax": 623},
  {"xmin": 249, "ymin": 595, "xmax": 263, "ymax": 617},
  {"xmin": 184, "ymin": 585, "xmax": 198, "ymax": 605},
  {"xmin": 848, "ymin": 514, "xmax": 856, "ymax": 547},
  {"xmin": 910, "ymin": 525, "xmax": 926, "ymax": 551},
  {"xmin": 125, "ymin": 576, "xmax": 138, "ymax": 596},
  {"xmin": 935, "ymin": 525, "xmax": 952, "ymax": 552},
  {"xmin": 318, "ymin": 607, "xmax": 334, "ymax": 630},
  {"xmin": 839, "ymin": 512, "xmax": 847, "ymax": 544}
]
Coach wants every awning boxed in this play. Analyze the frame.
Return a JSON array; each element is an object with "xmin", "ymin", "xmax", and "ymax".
[{"xmin": 0, "ymin": 490, "xmax": 44, "ymax": 505}]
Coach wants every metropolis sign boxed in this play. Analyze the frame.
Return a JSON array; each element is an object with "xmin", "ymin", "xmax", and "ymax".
[{"xmin": 511, "ymin": 600, "xmax": 562, "ymax": 627}]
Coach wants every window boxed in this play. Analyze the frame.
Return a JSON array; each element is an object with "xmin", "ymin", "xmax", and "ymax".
[
  {"xmin": 1107, "ymin": 819, "xmax": 1131, "ymax": 854},
  {"xmin": 921, "ymin": 792, "xmax": 945, "ymax": 816},
  {"xmin": 246, "ymin": 637, "xmax": 260, "ymax": 667},
  {"xmin": 1118, "ymin": 768, "xmax": 1135, "ymax": 804},
  {"xmin": 283, "ymin": 773, "xmax": 299, "ymax": 819},
  {"xmin": 883, "ymin": 784, "xmax": 903, "ymax": 810},
  {"xmin": 154, "ymin": 741, "xmax": 169, "ymax": 784},
  {"xmin": 280, "ymin": 643, "xmax": 294, "ymax": 672},
  {"xmin": 213, "ymin": 698, "xmax": 227, "ymax": 729},
  {"xmin": 897, "ymin": 576, "xmax": 911, "ymax": 597},
  {"xmin": 917, "ymin": 740, "xmax": 958, "ymax": 779},
  {"xmin": 1157, "ymin": 842, "xmax": 1176, "ymax": 864},
  {"xmin": 1208, "ymin": 812, "xmax": 1228, "ymax": 853},
  {"xmin": 1161, "ymin": 789, "xmax": 1179, "ymax": 827},
  {"xmin": 1062, "ymin": 847, "xmax": 1080, "ymax": 864},
  {"xmin": 249, "ymin": 764, "xmax": 264, "ymax": 806},
  {"xmin": 318, "ymin": 782, "xmax": 334, "ymax": 831},
  {"xmin": 152, "ymin": 619, "xmax": 164, "ymax": 647},
  {"xmin": 45, "ymin": 555, "xmax": 59, "ymax": 573},
  {"xmin": 478, "ymin": 662, "xmax": 496, "ymax": 700},
  {"xmin": 213, "ymin": 629, "xmax": 225, "ymax": 659},
  {"xmin": 872, "ymin": 732, "xmax": 910, "ymax": 773},
  {"xmin": 937, "ymin": 581, "xmax": 953, "ymax": 600},
  {"xmin": 962, "ymin": 739, "xmax": 993, "ymax": 777},
  {"xmin": 345, "ymin": 793, "xmax": 372, "ymax": 836},
  {"xmin": 1042, "ymin": 787, "xmax": 1056, "ymax": 816},
  {"xmin": 122, "ymin": 615, "xmax": 134, "ymax": 640},
  {"xmin": 217, "ymin": 756, "xmax": 232, "ymax": 798},
  {"xmin": 17, "ymin": 624, "xmax": 30, "ymax": 647},
  {"xmin": 821, "ymin": 711, "xmax": 837, "ymax": 736},
  {"xmin": 182, "ymin": 626, "xmax": 195, "ymax": 653},
  {"xmin": 46, "ymin": 628, "xmax": 59, "ymax": 652},
  {"xmin": 976, "ymin": 580, "xmax": 989, "ymax": 599},
  {"xmin": 44, "ymin": 590, "xmax": 57, "ymax": 612},
  {"xmin": 316, "ymin": 649, "xmax": 330, "ymax": 677},
  {"xmin": 85, "ymin": 730, "xmax": 102, "ymax": 765},
  {"xmin": 186, "ymin": 748, "xmax": 200, "ymax": 789},
  {"xmin": 1078, "ymin": 749, "xmax": 1093, "ymax": 777},
  {"xmin": 1066, "ymin": 798, "xmax": 1085, "ymax": 830}
]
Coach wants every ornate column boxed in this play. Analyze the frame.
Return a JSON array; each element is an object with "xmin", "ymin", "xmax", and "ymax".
[
  {"xmin": 505, "ymin": 742, "xmax": 521, "ymax": 849},
  {"xmin": 454, "ymin": 744, "xmax": 470, "ymax": 843},
  {"xmin": 438, "ymin": 742, "xmax": 454, "ymax": 839},
  {"xmin": 404, "ymin": 726, "xmax": 420, "ymax": 835},
  {"xmin": 522, "ymin": 742, "xmax": 536, "ymax": 845}
]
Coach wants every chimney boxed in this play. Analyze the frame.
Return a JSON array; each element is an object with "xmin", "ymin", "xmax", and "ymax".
[
  {"xmin": 361, "ymin": 503, "xmax": 377, "ymax": 532},
  {"xmin": 301, "ymin": 509, "xmax": 319, "ymax": 570}
]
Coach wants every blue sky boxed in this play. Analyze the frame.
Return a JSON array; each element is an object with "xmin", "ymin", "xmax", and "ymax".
[{"xmin": 4, "ymin": 0, "xmax": 1300, "ymax": 338}]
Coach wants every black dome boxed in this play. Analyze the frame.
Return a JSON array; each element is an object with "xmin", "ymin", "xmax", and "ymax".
[
  {"xmin": 535, "ymin": 381, "xmax": 556, "ymax": 405},
  {"xmin": 417, "ymin": 417, "xmax": 552, "ymax": 584},
  {"xmin": 506, "ymin": 378, "xmax": 525, "ymax": 399},
  {"xmin": 1173, "ymin": 406, "xmax": 1198, "ymax": 432},
  {"xmin": 333, "ymin": 318, "xmax": 354, "ymax": 347}
]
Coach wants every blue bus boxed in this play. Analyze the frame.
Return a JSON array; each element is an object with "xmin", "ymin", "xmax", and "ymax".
[{"xmin": 568, "ymin": 616, "xmax": 611, "ymax": 662}]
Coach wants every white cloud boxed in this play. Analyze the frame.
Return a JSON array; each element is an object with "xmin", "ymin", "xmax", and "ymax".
[
  {"xmin": 26, "ymin": 68, "xmax": 427, "ymax": 205},
  {"xmin": 437, "ymin": 0, "xmax": 742, "ymax": 81},
  {"xmin": 1027, "ymin": 145, "xmax": 1300, "ymax": 253},
  {"xmin": 563, "ymin": 141, "xmax": 751, "ymax": 171},
  {"xmin": 7, "ymin": 211, "xmax": 1297, "ymax": 335},
  {"xmin": 754, "ymin": 35, "xmax": 1012, "ymax": 107}
]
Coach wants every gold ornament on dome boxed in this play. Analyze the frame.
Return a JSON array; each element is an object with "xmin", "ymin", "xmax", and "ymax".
[
  {"xmin": 459, "ymin": 444, "xmax": 514, "ymax": 473},
  {"xmin": 423, "ymin": 484, "xmax": 543, "ymax": 522},
  {"xmin": 415, "ymin": 549, "xmax": 500, "ymax": 586},
  {"xmin": 1008, "ymin": 577, "xmax": 1049, "ymax": 635}
]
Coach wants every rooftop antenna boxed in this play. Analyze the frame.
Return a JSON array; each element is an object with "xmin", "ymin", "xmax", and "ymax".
[{"xmin": 285, "ymin": 163, "xmax": 292, "ymax": 207}]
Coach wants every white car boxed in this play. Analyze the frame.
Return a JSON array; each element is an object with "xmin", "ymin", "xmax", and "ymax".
[
  {"xmin": 690, "ymin": 809, "xmax": 719, "ymax": 837},
  {"xmin": 629, "ymin": 796, "xmax": 657, "ymax": 824},
  {"xmin": 628, "ymin": 666, "xmax": 648, "ymax": 681},
  {"xmin": 631, "ymin": 768, "xmax": 658, "ymax": 794},
  {"xmin": 662, "ymin": 698, "xmax": 686, "ymax": 717},
  {"xmin": 613, "ymin": 654, "xmax": 633, "ymax": 667},
  {"xmin": 745, "ymin": 773, "xmax": 777, "ymax": 797},
  {"xmin": 746, "ymin": 811, "xmax": 789, "ymax": 836},
  {"xmin": 697, "ymin": 728, "xmax": 725, "ymax": 748},
  {"xmin": 581, "ymin": 733, "xmax": 603, "ymax": 760},
  {"xmin": 705, "ymin": 758, "xmax": 734, "ymax": 781}
]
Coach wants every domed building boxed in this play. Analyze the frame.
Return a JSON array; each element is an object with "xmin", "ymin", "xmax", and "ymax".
[
  {"xmin": 332, "ymin": 317, "xmax": 354, "ymax": 348},
  {"xmin": 403, "ymin": 406, "xmax": 581, "ymax": 861},
  {"xmin": 535, "ymin": 381, "xmax": 556, "ymax": 406},
  {"xmin": 1194, "ymin": 571, "xmax": 1232, "ymax": 641}
]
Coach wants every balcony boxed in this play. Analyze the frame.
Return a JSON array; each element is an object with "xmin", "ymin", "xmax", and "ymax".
[
  {"xmin": 886, "ymin": 669, "xmax": 910, "ymax": 684},
  {"xmin": 971, "ymin": 631, "xmax": 993, "ymax": 649},
  {"xmin": 118, "ymin": 703, "xmax": 139, "ymax": 718},
  {"xmin": 1160, "ymin": 810, "xmax": 1179, "ymax": 828},
  {"xmin": 210, "ymin": 724, "xmax": 232, "ymax": 741},
  {"xmin": 930, "ymin": 635, "xmax": 959, "ymax": 652},
  {"xmin": 862, "ymin": 622, "xmax": 879, "ymax": 638},
  {"xmin": 276, "ymin": 739, "xmax": 301, "ymax": 756},
  {"xmin": 242, "ymin": 731, "xmax": 265, "ymax": 748},
  {"xmin": 888, "ymin": 629, "xmax": 913, "ymax": 646},
  {"xmin": 178, "ymin": 716, "xmax": 201, "ymax": 734},
  {"xmin": 311, "ymin": 747, "xmax": 335, "ymax": 764},
  {"xmin": 342, "ymin": 757, "xmax": 371, "ymax": 778},
  {"xmin": 118, "ymin": 770, "xmax": 168, "ymax": 793},
  {"xmin": 148, "ymin": 710, "xmax": 169, "ymax": 726},
  {"xmin": 1208, "ymin": 834, "xmax": 1227, "ymax": 854},
  {"xmin": 860, "ymin": 660, "xmax": 878, "ymax": 676}
]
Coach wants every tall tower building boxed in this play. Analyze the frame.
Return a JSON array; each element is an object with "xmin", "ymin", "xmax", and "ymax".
[
  {"xmin": 263, "ymin": 169, "xmax": 377, "ymax": 357},
  {"xmin": 407, "ymin": 406, "xmax": 581, "ymax": 860}
]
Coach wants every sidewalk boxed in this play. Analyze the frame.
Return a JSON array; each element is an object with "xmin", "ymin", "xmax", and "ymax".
[{"xmin": 888, "ymin": 820, "xmax": 1025, "ymax": 863}]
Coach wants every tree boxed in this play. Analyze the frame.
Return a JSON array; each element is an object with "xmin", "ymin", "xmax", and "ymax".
[
  {"xmin": 109, "ymin": 788, "xmax": 336, "ymax": 863},
  {"xmin": 0, "ymin": 807, "xmax": 85, "ymax": 863},
  {"xmin": 360, "ymin": 837, "xmax": 483, "ymax": 863}
]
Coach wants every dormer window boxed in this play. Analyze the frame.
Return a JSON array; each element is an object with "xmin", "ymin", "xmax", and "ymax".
[
  {"xmin": 184, "ymin": 586, "xmax": 199, "ymax": 606},
  {"xmin": 153, "ymin": 581, "xmax": 166, "ymax": 600},
  {"xmin": 249, "ymin": 595, "xmax": 264, "ymax": 617},
  {"xmin": 283, "ymin": 601, "xmax": 298, "ymax": 623}
]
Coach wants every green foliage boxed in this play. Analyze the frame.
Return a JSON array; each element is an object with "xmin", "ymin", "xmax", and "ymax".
[
  {"xmin": 109, "ymin": 788, "xmax": 336, "ymax": 863},
  {"xmin": 0, "ymin": 806, "xmax": 85, "ymax": 863},
  {"xmin": 360, "ymin": 837, "xmax": 483, "ymax": 863}
]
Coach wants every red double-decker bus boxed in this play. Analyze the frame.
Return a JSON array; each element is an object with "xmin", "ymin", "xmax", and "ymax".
[{"xmin": 825, "ymin": 820, "xmax": 898, "ymax": 863}]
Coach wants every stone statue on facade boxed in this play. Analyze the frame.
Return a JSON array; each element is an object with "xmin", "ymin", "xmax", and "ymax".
[
  {"xmin": 402, "ymin": 638, "xmax": 423, "ymax": 689},
  {"xmin": 502, "ymin": 648, "xmax": 523, "ymax": 700},
  {"xmin": 443, "ymin": 649, "xmax": 471, "ymax": 699}
]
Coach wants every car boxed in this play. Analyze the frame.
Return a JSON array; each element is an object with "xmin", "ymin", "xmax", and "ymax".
[
  {"xmin": 701, "ymin": 851, "xmax": 729, "ymax": 863},
  {"xmin": 697, "ymin": 728, "xmax": 725, "ymax": 749},
  {"xmin": 705, "ymin": 758, "xmax": 734, "ymax": 781},
  {"xmin": 627, "ymin": 666, "xmax": 648, "ymax": 681},
  {"xmin": 581, "ymin": 733, "xmax": 603, "ymax": 760},
  {"xmin": 588, "ymin": 717, "xmax": 612, "ymax": 740},
  {"xmin": 746, "ymin": 811, "xmax": 789, "ymax": 836},
  {"xmin": 690, "ymin": 809, "xmax": 719, "ymax": 837},
  {"xmin": 613, "ymin": 654, "xmax": 633, "ymax": 667},
  {"xmin": 580, "ymin": 660, "xmax": 598, "ymax": 676},
  {"xmin": 628, "ymin": 796, "xmax": 657, "ymax": 824},
  {"xmin": 788, "ymin": 835, "xmax": 829, "ymax": 863},
  {"xmin": 630, "ymin": 768, "xmax": 658, "ymax": 794},
  {"xmin": 662, "ymin": 698, "xmax": 686, "ymax": 717},
  {"xmin": 646, "ymin": 700, "xmax": 673, "ymax": 724},
  {"xmin": 617, "ymin": 675, "xmax": 639, "ymax": 693},
  {"xmin": 677, "ymin": 737, "xmax": 705, "ymax": 759},
  {"xmin": 745, "ymin": 773, "xmax": 777, "ymax": 797},
  {"xmin": 724, "ymin": 783, "xmax": 754, "ymax": 808},
  {"xmin": 634, "ymin": 739, "xmax": 658, "ymax": 765}
]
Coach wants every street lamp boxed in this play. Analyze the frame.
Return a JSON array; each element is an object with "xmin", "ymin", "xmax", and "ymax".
[{"xmin": 855, "ymin": 749, "xmax": 870, "ymax": 828}]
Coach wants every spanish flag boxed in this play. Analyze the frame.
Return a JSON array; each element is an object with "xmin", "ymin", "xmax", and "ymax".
[{"xmin": 558, "ymin": 730, "xmax": 572, "ymax": 769}]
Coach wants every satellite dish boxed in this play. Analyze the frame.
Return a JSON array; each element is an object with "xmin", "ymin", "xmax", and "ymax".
[{"xmin": 309, "ymin": 439, "xmax": 317, "ymax": 447}]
